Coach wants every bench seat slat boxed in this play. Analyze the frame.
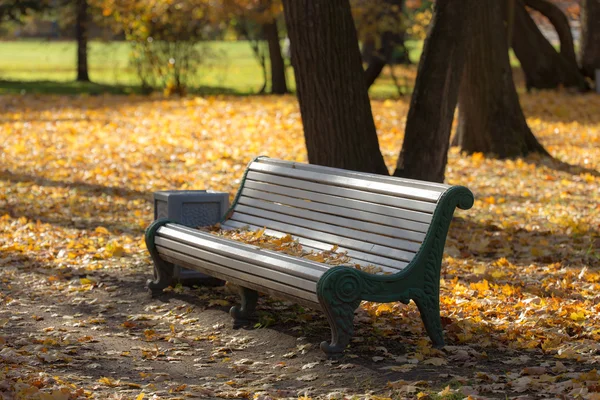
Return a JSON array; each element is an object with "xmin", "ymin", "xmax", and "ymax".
[
  {"xmin": 157, "ymin": 225, "xmax": 326, "ymax": 281},
  {"xmin": 243, "ymin": 181, "xmax": 433, "ymax": 225},
  {"xmin": 157, "ymin": 247, "xmax": 319, "ymax": 304},
  {"xmin": 237, "ymin": 195, "xmax": 427, "ymax": 243},
  {"xmin": 156, "ymin": 238, "xmax": 318, "ymax": 292},
  {"xmin": 259, "ymin": 158, "xmax": 451, "ymax": 192},
  {"xmin": 222, "ymin": 220, "xmax": 408, "ymax": 273},
  {"xmin": 232, "ymin": 204, "xmax": 423, "ymax": 253},
  {"xmin": 249, "ymin": 162, "xmax": 443, "ymax": 202},
  {"xmin": 228, "ymin": 212, "xmax": 417, "ymax": 263},
  {"xmin": 246, "ymin": 171, "xmax": 437, "ymax": 214}
]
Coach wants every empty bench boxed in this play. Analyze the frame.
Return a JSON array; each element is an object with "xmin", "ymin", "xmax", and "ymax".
[{"xmin": 145, "ymin": 157, "xmax": 474, "ymax": 357}]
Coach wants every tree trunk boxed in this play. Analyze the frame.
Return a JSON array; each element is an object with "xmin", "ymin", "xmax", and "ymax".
[
  {"xmin": 263, "ymin": 20, "xmax": 288, "ymax": 94},
  {"xmin": 364, "ymin": 32, "xmax": 393, "ymax": 89},
  {"xmin": 282, "ymin": 0, "xmax": 388, "ymax": 174},
  {"xmin": 523, "ymin": 0, "xmax": 578, "ymax": 71},
  {"xmin": 76, "ymin": 0, "xmax": 90, "ymax": 82},
  {"xmin": 510, "ymin": 0, "xmax": 587, "ymax": 91},
  {"xmin": 580, "ymin": 0, "xmax": 600, "ymax": 80},
  {"xmin": 454, "ymin": 0, "xmax": 549, "ymax": 158},
  {"xmin": 393, "ymin": 0, "xmax": 472, "ymax": 183},
  {"xmin": 363, "ymin": 0, "xmax": 408, "ymax": 88},
  {"xmin": 361, "ymin": 36, "xmax": 376, "ymax": 63}
]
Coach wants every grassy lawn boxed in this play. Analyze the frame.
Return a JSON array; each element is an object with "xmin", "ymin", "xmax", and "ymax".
[{"xmin": 0, "ymin": 39, "xmax": 424, "ymax": 96}]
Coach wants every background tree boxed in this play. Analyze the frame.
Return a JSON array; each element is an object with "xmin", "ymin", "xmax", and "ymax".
[
  {"xmin": 0, "ymin": 0, "xmax": 50, "ymax": 22},
  {"xmin": 282, "ymin": 0, "xmax": 388, "ymax": 174},
  {"xmin": 103, "ymin": 0, "xmax": 216, "ymax": 94},
  {"xmin": 262, "ymin": 16, "xmax": 287, "ymax": 94},
  {"xmin": 509, "ymin": 0, "xmax": 588, "ymax": 91},
  {"xmin": 580, "ymin": 0, "xmax": 600, "ymax": 80},
  {"xmin": 224, "ymin": 0, "xmax": 288, "ymax": 94},
  {"xmin": 454, "ymin": 0, "xmax": 549, "ymax": 157},
  {"xmin": 394, "ymin": 0, "xmax": 473, "ymax": 182},
  {"xmin": 352, "ymin": 0, "xmax": 409, "ymax": 88},
  {"xmin": 75, "ymin": 0, "xmax": 90, "ymax": 82}
]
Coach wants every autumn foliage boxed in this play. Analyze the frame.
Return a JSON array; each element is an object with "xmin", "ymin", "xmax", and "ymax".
[{"xmin": 0, "ymin": 91, "xmax": 599, "ymax": 398}]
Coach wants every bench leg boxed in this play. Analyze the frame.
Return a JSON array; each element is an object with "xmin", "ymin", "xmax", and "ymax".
[
  {"xmin": 320, "ymin": 300, "xmax": 359, "ymax": 358},
  {"xmin": 413, "ymin": 294, "xmax": 445, "ymax": 348},
  {"xmin": 317, "ymin": 267, "xmax": 363, "ymax": 358},
  {"xmin": 147, "ymin": 257, "xmax": 175, "ymax": 297},
  {"xmin": 145, "ymin": 219, "xmax": 175, "ymax": 296},
  {"xmin": 230, "ymin": 286, "xmax": 258, "ymax": 328}
]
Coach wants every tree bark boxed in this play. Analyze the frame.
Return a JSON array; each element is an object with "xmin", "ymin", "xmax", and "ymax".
[
  {"xmin": 393, "ymin": 0, "xmax": 472, "ymax": 183},
  {"xmin": 523, "ymin": 0, "xmax": 578, "ymax": 70},
  {"xmin": 282, "ymin": 0, "xmax": 388, "ymax": 174},
  {"xmin": 454, "ymin": 0, "xmax": 549, "ymax": 158},
  {"xmin": 510, "ymin": 0, "xmax": 587, "ymax": 91},
  {"xmin": 263, "ymin": 20, "xmax": 288, "ymax": 94},
  {"xmin": 580, "ymin": 0, "xmax": 600, "ymax": 80},
  {"xmin": 75, "ymin": 0, "xmax": 90, "ymax": 82}
]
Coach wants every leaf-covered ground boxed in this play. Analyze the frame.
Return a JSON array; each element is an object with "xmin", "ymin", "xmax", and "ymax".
[{"xmin": 0, "ymin": 91, "xmax": 599, "ymax": 399}]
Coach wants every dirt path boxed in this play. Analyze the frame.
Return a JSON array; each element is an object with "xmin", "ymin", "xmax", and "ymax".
[{"xmin": 1, "ymin": 253, "xmax": 595, "ymax": 400}]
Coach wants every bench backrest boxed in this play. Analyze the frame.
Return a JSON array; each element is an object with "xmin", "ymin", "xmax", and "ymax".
[{"xmin": 220, "ymin": 157, "xmax": 453, "ymax": 273}]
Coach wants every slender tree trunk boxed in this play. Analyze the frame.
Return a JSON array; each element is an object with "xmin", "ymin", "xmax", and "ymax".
[
  {"xmin": 454, "ymin": 0, "xmax": 548, "ymax": 158},
  {"xmin": 361, "ymin": 36, "xmax": 376, "ymax": 63},
  {"xmin": 523, "ymin": 0, "xmax": 578, "ymax": 70},
  {"xmin": 510, "ymin": 0, "xmax": 587, "ymax": 91},
  {"xmin": 76, "ymin": 0, "xmax": 90, "ymax": 82},
  {"xmin": 363, "ymin": 0, "xmax": 408, "ymax": 88},
  {"xmin": 263, "ymin": 20, "xmax": 288, "ymax": 94},
  {"xmin": 282, "ymin": 0, "xmax": 388, "ymax": 174},
  {"xmin": 364, "ymin": 32, "xmax": 393, "ymax": 89},
  {"xmin": 393, "ymin": 0, "xmax": 472, "ymax": 183},
  {"xmin": 580, "ymin": 0, "xmax": 600, "ymax": 80}
]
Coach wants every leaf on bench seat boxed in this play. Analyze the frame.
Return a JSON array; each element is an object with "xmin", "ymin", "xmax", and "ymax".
[{"xmin": 199, "ymin": 226, "xmax": 386, "ymax": 274}]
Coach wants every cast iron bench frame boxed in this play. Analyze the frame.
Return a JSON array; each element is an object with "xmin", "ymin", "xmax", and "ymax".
[{"xmin": 145, "ymin": 157, "xmax": 474, "ymax": 357}]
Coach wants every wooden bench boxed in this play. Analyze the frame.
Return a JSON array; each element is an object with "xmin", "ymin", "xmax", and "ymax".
[{"xmin": 145, "ymin": 157, "xmax": 474, "ymax": 357}]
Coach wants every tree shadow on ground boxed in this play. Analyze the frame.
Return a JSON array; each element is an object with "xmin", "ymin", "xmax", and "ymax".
[
  {"xmin": 1, "ymin": 170, "xmax": 148, "ymax": 200},
  {"xmin": 533, "ymin": 155, "xmax": 600, "ymax": 177},
  {"xmin": 0, "ymin": 170, "xmax": 151, "ymax": 233},
  {"xmin": 0, "ymin": 239, "xmax": 595, "ymax": 398},
  {"xmin": 0, "ymin": 79, "xmax": 247, "ymax": 97},
  {"xmin": 448, "ymin": 216, "xmax": 598, "ymax": 264}
]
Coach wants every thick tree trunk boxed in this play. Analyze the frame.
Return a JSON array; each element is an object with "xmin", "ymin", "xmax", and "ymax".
[
  {"xmin": 393, "ymin": 0, "xmax": 472, "ymax": 183},
  {"xmin": 263, "ymin": 20, "xmax": 288, "ymax": 94},
  {"xmin": 75, "ymin": 0, "xmax": 90, "ymax": 82},
  {"xmin": 510, "ymin": 0, "xmax": 587, "ymax": 91},
  {"xmin": 455, "ymin": 0, "xmax": 548, "ymax": 158},
  {"xmin": 282, "ymin": 0, "xmax": 388, "ymax": 174},
  {"xmin": 580, "ymin": 0, "xmax": 600, "ymax": 80},
  {"xmin": 523, "ymin": 0, "xmax": 578, "ymax": 70}
]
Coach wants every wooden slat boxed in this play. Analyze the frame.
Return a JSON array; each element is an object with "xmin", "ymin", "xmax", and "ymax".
[
  {"xmin": 244, "ymin": 180, "xmax": 433, "ymax": 225},
  {"xmin": 240, "ymin": 187, "xmax": 430, "ymax": 233},
  {"xmin": 233, "ymin": 204, "xmax": 423, "ymax": 253},
  {"xmin": 222, "ymin": 220, "xmax": 408, "ymax": 273},
  {"xmin": 156, "ymin": 237, "xmax": 318, "ymax": 292},
  {"xmin": 259, "ymin": 158, "xmax": 450, "ymax": 191},
  {"xmin": 245, "ymin": 171, "xmax": 437, "ymax": 214},
  {"xmin": 167, "ymin": 223, "xmax": 401, "ymax": 274},
  {"xmin": 249, "ymin": 162, "xmax": 442, "ymax": 202},
  {"xmin": 228, "ymin": 212, "xmax": 417, "ymax": 262},
  {"xmin": 237, "ymin": 195, "xmax": 426, "ymax": 243},
  {"xmin": 157, "ymin": 247, "xmax": 319, "ymax": 304},
  {"xmin": 157, "ymin": 225, "xmax": 326, "ymax": 281}
]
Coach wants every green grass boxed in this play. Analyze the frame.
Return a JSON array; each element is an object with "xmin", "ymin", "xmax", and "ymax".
[{"xmin": 0, "ymin": 39, "xmax": 424, "ymax": 96}]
